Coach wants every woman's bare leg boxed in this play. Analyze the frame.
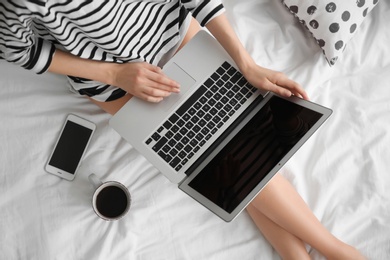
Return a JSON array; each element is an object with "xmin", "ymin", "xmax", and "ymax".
[
  {"xmin": 248, "ymin": 173, "xmax": 365, "ymax": 260},
  {"xmin": 247, "ymin": 203, "xmax": 310, "ymax": 260}
]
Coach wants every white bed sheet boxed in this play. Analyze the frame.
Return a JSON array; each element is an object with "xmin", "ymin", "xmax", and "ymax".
[{"xmin": 1, "ymin": 0, "xmax": 389, "ymax": 259}]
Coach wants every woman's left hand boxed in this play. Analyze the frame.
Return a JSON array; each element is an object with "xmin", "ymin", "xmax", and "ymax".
[
  {"xmin": 242, "ymin": 63, "xmax": 309, "ymax": 101},
  {"xmin": 206, "ymin": 14, "xmax": 309, "ymax": 101}
]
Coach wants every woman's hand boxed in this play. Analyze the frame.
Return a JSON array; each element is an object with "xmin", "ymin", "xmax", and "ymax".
[
  {"xmin": 49, "ymin": 50, "xmax": 180, "ymax": 103},
  {"xmin": 108, "ymin": 62, "xmax": 180, "ymax": 103},
  {"xmin": 242, "ymin": 63, "xmax": 309, "ymax": 100},
  {"xmin": 206, "ymin": 14, "xmax": 309, "ymax": 101}
]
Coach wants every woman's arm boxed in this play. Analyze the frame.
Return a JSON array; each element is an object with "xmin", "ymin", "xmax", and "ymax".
[
  {"xmin": 48, "ymin": 49, "xmax": 180, "ymax": 103},
  {"xmin": 206, "ymin": 14, "xmax": 309, "ymax": 100}
]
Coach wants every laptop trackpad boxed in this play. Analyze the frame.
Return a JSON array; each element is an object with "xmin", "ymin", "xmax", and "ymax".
[{"xmin": 161, "ymin": 62, "xmax": 196, "ymax": 111}]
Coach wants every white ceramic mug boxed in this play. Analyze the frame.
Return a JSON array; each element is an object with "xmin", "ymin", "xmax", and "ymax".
[{"xmin": 88, "ymin": 173, "xmax": 131, "ymax": 221}]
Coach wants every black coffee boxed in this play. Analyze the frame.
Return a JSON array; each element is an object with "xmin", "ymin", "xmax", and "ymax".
[{"xmin": 96, "ymin": 185, "xmax": 128, "ymax": 218}]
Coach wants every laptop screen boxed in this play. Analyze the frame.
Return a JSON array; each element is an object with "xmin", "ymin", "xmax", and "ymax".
[{"xmin": 187, "ymin": 95, "xmax": 323, "ymax": 213}]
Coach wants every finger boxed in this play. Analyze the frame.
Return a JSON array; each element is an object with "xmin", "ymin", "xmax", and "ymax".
[
  {"xmin": 275, "ymin": 77, "xmax": 309, "ymax": 100},
  {"xmin": 264, "ymin": 80, "xmax": 292, "ymax": 98},
  {"xmin": 142, "ymin": 86, "xmax": 172, "ymax": 99},
  {"xmin": 145, "ymin": 64, "xmax": 181, "ymax": 90},
  {"xmin": 138, "ymin": 92, "xmax": 164, "ymax": 103},
  {"xmin": 148, "ymin": 73, "xmax": 181, "ymax": 93}
]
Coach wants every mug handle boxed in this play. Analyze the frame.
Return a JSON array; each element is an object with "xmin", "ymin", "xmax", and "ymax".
[{"xmin": 88, "ymin": 173, "xmax": 103, "ymax": 189}]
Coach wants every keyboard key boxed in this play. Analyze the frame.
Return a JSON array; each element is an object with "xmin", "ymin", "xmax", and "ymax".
[
  {"xmin": 214, "ymin": 93, "xmax": 222, "ymax": 101},
  {"xmin": 163, "ymin": 120, "xmax": 172, "ymax": 130},
  {"xmin": 222, "ymin": 61, "xmax": 230, "ymax": 70},
  {"xmin": 175, "ymin": 143, "xmax": 184, "ymax": 151},
  {"xmin": 170, "ymin": 157, "xmax": 181, "ymax": 168},
  {"xmin": 181, "ymin": 136, "xmax": 189, "ymax": 145},
  {"xmin": 177, "ymin": 119, "xmax": 185, "ymax": 127},
  {"xmin": 178, "ymin": 151, "xmax": 187, "ymax": 159},
  {"xmin": 199, "ymin": 96, "xmax": 207, "ymax": 104},
  {"xmin": 152, "ymin": 137, "xmax": 167, "ymax": 152},
  {"xmin": 193, "ymin": 125, "xmax": 201, "ymax": 133},
  {"xmin": 222, "ymin": 74, "xmax": 230, "ymax": 82},
  {"xmin": 169, "ymin": 148, "xmax": 178, "ymax": 157},
  {"xmin": 168, "ymin": 139, "xmax": 177, "ymax": 147},
  {"xmin": 184, "ymin": 145, "xmax": 192, "ymax": 153},
  {"xmin": 145, "ymin": 138, "xmax": 152, "ymax": 145},
  {"xmin": 196, "ymin": 110, "xmax": 205, "ymax": 118},
  {"xmin": 204, "ymin": 79, "xmax": 214, "ymax": 88},
  {"xmin": 190, "ymin": 139, "xmax": 198, "ymax": 147},
  {"xmin": 152, "ymin": 132, "xmax": 161, "ymax": 141},
  {"xmin": 171, "ymin": 125, "xmax": 179, "ymax": 133},
  {"xmin": 190, "ymin": 115, "xmax": 200, "ymax": 124},
  {"xmin": 201, "ymin": 128, "xmax": 209, "ymax": 135},
  {"xmin": 207, "ymin": 121, "xmax": 215, "ymax": 129},
  {"xmin": 198, "ymin": 119, "xmax": 206, "ymax": 127},
  {"xmin": 158, "ymin": 151, "xmax": 172, "ymax": 163},
  {"xmin": 174, "ymin": 133, "xmax": 182, "ymax": 141},
  {"xmin": 227, "ymin": 67, "xmax": 236, "ymax": 76},
  {"xmin": 176, "ymin": 86, "xmax": 207, "ymax": 116},
  {"xmin": 188, "ymin": 108, "xmax": 196, "ymax": 116},
  {"xmin": 212, "ymin": 115, "xmax": 221, "ymax": 124},
  {"xmin": 204, "ymin": 113, "xmax": 212, "ymax": 121},
  {"xmin": 223, "ymin": 104, "xmax": 232, "ymax": 112},
  {"xmin": 202, "ymin": 104, "xmax": 211, "ymax": 112},
  {"xmin": 231, "ymin": 72, "xmax": 242, "ymax": 83},
  {"xmin": 179, "ymin": 128, "xmax": 188, "ymax": 135},
  {"xmin": 217, "ymin": 67, "xmax": 225, "ymax": 75},
  {"xmin": 157, "ymin": 126, "xmax": 164, "ymax": 133},
  {"xmin": 165, "ymin": 131, "xmax": 174, "ymax": 139},
  {"xmin": 194, "ymin": 102, "xmax": 202, "ymax": 109},
  {"xmin": 211, "ymin": 73, "xmax": 219, "ymax": 81},
  {"xmin": 195, "ymin": 133, "xmax": 204, "ymax": 141},
  {"xmin": 185, "ymin": 121, "xmax": 194, "ymax": 129},
  {"xmin": 162, "ymin": 145, "xmax": 170, "ymax": 153},
  {"xmin": 169, "ymin": 114, "xmax": 179, "ymax": 124},
  {"xmin": 182, "ymin": 113, "xmax": 191, "ymax": 121},
  {"xmin": 209, "ymin": 108, "xmax": 217, "ymax": 115}
]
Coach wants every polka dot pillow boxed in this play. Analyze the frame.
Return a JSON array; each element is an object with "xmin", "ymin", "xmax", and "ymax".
[{"xmin": 282, "ymin": 0, "xmax": 380, "ymax": 66}]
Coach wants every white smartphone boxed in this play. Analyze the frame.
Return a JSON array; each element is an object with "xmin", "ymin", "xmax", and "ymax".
[{"xmin": 45, "ymin": 114, "xmax": 96, "ymax": 181}]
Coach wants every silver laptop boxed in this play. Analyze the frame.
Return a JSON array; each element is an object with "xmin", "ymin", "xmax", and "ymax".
[{"xmin": 109, "ymin": 30, "xmax": 332, "ymax": 222}]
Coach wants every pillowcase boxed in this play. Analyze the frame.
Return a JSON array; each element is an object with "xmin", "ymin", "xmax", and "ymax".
[{"xmin": 282, "ymin": 0, "xmax": 380, "ymax": 66}]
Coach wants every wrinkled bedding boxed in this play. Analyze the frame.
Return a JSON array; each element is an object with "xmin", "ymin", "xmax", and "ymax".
[{"xmin": 1, "ymin": 0, "xmax": 389, "ymax": 259}]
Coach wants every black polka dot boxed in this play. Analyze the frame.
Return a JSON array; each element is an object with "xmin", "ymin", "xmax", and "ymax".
[
  {"xmin": 326, "ymin": 3, "xmax": 337, "ymax": 13},
  {"xmin": 317, "ymin": 39, "xmax": 325, "ymax": 47},
  {"xmin": 329, "ymin": 23, "xmax": 340, "ymax": 33},
  {"xmin": 356, "ymin": 0, "xmax": 365, "ymax": 7},
  {"xmin": 290, "ymin": 5, "xmax": 299, "ymax": 14},
  {"xmin": 310, "ymin": 20, "xmax": 319, "ymax": 29},
  {"xmin": 335, "ymin": 40, "xmax": 344, "ymax": 50},
  {"xmin": 307, "ymin": 6, "xmax": 317, "ymax": 15},
  {"xmin": 342, "ymin": 11, "xmax": 350, "ymax": 21},
  {"xmin": 330, "ymin": 57, "xmax": 338, "ymax": 66},
  {"xmin": 350, "ymin": 23, "xmax": 357, "ymax": 33},
  {"xmin": 363, "ymin": 8, "xmax": 368, "ymax": 17}
]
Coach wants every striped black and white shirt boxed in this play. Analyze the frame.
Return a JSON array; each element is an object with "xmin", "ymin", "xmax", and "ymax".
[{"xmin": 0, "ymin": 0, "xmax": 224, "ymax": 101}]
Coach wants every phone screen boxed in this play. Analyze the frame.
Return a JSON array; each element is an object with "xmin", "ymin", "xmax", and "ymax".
[{"xmin": 48, "ymin": 120, "xmax": 94, "ymax": 174}]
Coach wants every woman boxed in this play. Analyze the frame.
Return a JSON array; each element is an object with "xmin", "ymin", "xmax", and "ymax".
[{"xmin": 1, "ymin": 0, "xmax": 363, "ymax": 258}]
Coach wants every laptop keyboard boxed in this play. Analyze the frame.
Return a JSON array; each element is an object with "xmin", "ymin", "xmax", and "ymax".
[{"xmin": 145, "ymin": 61, "xmax": 257, "ymax": 172}]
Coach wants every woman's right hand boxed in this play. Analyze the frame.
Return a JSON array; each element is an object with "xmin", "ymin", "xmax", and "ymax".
[{"xmin": 108, "ymin": 62, "xmax": 180, "ymax": 103}]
